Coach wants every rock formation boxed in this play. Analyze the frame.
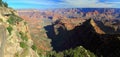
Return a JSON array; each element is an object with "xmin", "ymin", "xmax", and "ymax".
[{"xmin": 0, "ymin": 7, "xmax": 39, "ymax": 57}]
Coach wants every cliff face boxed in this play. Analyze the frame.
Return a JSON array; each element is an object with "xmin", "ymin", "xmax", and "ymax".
[
  {"xmin": 90, "ymin": 19, "xmax": 105, "ymax": 34},
  {"xmin": 0, "ymin": 7, "xmax": 39, "ymax": 57},
  {"xmin": 44, "ymin": 19, "xmax": 120, "ymax": 57}
]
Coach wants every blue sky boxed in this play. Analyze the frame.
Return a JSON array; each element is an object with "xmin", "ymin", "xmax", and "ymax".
[{"xmin": 3, "ymin": 0, "xmax": 120, "ymax": 9}]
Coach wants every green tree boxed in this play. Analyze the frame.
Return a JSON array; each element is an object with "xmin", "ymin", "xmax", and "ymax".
[
  {"xmin": 31, "ymin": 44, "xmax": 37, "ymax": 51},
  {"xmin": 7, "ymin": 14, "xmax": 22, "ymax": 25},
  {"xmin": 19, "ymin": 31, "xmax": 28, "ymax": 41},
  {"xmin": 20, "ymin": 42, "xmax": 28, "ymax": 48},
  {"xmin": 3, "ymin": 2, "xmax": 8, "ymax": 7},
  {"xmin": 47, "ymin": 46, "xmax": 96, "ymax": 57},
  {"xmin": 0, "ymin": 0, "xmax": 2, "ymax": 6},
  {"xmin": 7, "ymin": 25, "xmax": 13, "ymax": 35}
]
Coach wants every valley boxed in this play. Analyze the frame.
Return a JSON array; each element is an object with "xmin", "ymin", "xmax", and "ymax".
[{"xmin": 17, "ymin": 8, "xmax": 120, "ymax": 57}]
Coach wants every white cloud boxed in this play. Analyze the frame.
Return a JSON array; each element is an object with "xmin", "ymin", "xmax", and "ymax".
[
  {"xmin": 58, "ymin": 0, "xmax": 118, "ymax": 8},
  {"xmin": 105, "ymin": 2, "xmax": 120, "ymax": 4}
]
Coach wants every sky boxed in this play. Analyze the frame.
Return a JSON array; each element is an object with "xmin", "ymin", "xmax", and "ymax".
[{"xmin": 3, "ymin": 0, "xmax": 120, "ymax": 9}]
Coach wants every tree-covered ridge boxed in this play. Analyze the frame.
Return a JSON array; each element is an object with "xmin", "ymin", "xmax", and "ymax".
[{"xmin": 47, "ymin": 46, "xmax": 96, "ymax": 57}]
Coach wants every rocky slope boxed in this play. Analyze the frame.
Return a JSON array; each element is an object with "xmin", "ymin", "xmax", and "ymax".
[{"xmin": 0, "ymin": 7, "xmax": 39, "ymax": 57}]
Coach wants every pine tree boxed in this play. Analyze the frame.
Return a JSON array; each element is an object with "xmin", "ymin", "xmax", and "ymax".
[{"xmin": 0, "ymin": 0, "xmax": 2, "ymax": 6}]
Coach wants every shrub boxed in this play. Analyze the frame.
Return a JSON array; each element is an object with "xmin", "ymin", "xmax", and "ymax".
[
  {"xmin": 47, "ymin": 46, "xmax": 96, "ymax": 57},
  {"xmin": 14, "ymin": 52, "xmax": 19, "ymax": 57},
  {"xmin": 0, "ymin": 0, "xmax": 8, "ymax": 7},
  {"xmin": 0, "ymin": 18, "xmax": 3, "ymax": 22},
  {"xmin": 7, "ymin": 25, "xmax": 13, "ymax": 35},
  {"xmin": 19, "ymin": 31, "xmax": 28, "ymax": 41},
  {"xmin": 7, "ymin": 14, "xmax": 22, "ymax": 25},
  {"xmin": 24, "ymin": 22, "xmax": 27, "ymax": 25},
  {"xmin": 0, "ymin": 0, "xmax": 2, "ymax": 6},
  {"xmin": 3, "ymin": 2, "xmax": 8, "ymax": 7},
  {"xmin": 31, "ymin": 44, "xmax": 37, "ymax": 51},
  {"xmin": 20, "ymin": 42, "xmax": 28, "ymax": 48}
]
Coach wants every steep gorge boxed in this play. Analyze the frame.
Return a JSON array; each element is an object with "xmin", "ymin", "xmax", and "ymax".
[{"xmin": 17, "ymin": 9, "xmax": 120, "ymax": 57}]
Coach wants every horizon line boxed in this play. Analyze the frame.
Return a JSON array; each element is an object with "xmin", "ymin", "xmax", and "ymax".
[{"xmin": 15, "ymin": 7, "xmax": 120, "ymax": 10}]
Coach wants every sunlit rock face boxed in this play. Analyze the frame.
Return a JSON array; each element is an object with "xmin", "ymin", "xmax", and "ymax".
[
  {"xmin": 0, "ymin": 7, "xmax": 39, "ymax": 57},
  {"xmin": 90, "ymin": 19, "xmax": 105, "ymax": 34}
]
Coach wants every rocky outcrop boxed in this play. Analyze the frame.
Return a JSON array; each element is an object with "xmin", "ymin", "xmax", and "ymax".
[
  {"xmin": 90, "ymin": 19, "xmax": 105, "ymax": 34},
  {"xmin": 0, "ymin": 7, "xmax": 39, "ymax": 57}
]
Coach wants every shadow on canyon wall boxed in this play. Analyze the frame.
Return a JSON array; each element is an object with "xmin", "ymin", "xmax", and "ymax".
[{"xmin": 44, "ymin": 19, "xmax": 120, "ymax": 57}]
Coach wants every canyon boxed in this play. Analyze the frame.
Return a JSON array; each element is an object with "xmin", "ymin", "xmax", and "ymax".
[{"xmin": 17, "ymin": 8, "xmax": 120, "ymax": 57}]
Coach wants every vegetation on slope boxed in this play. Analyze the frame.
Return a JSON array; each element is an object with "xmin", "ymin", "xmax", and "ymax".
[
  {"xmin": 47, "ymin": 46, "xmax": 96, "ymax": 57},
  {"xmin": 0, "ymin": 0, "xmax": 8, "ymax": 7},
  {"xmin": 19, "ymin": 31, "xmax": 28, "ymax": 41},
  {"xmin": 7, "ymin": 25, "xmax": 13, "ymax": 35},
  {"xmin": 7, "ymin": 14, "xmax": 22, "ymax": 25},
  {"xmin": 31, "ymin": 44, "xmax": 37, "ymax": 51},
  {"xmin": 0, "ymin": 0, "xmax": 40, "ymax": 57},
  {"xmin": 20, "ymin": 42, "xmax": 28, "ymax": 48}
]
